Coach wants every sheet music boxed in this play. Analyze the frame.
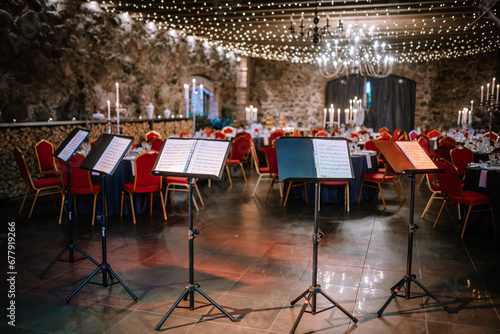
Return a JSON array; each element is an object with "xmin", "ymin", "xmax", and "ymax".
[
  {"xmin": 312, "ymin": 139, "xmax": 352, "ymax": 178},
  {"xmin": 187, "ymin": 140, "xmax": 229, "ymax": 176},
  {"xmin": 58, "ymin": 130, "xmax": 88, "ymax": 161},
  {"xmin": 93, "ymin": 136, "xmax": 131, "ymax": 174},
  {"xmin": 155, "ymin": 139, "xmax": 196, "ymax": 173},
  {"xmin": 396, "ymin": 141, "xmax": 437, "ymax": 170}
]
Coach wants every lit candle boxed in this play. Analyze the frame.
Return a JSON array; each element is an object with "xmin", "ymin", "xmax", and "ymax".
[
  {"xmin": 470, "ymin": 100, "xmax": 473, "ymax": 114},
  {"xmin": 457, "ymin": 110, "xmax": 461, "ymax": 126},
  {"xmin": 247, "ymin": 107, "xmax": 251, "ymax": 122},
  {"xmin": 349, "ymin": 106, "xmax": 353, "ymax": 122},
  {"xmin": 107, "ymin": 100, "xmax": 110, "ymax": 121},
  {"xmin": 329, "ymin": 109, "xmax": 334, "ymax": 127},
  {"xmin": 353, "ymin": 109, "xmax": 357, "ymax": 124},
  {"xmin": 253, "ymin": 107, "xmax": 258, "ymax": 122},
  {"xmin": 115, "ymin": 82, "xmax": 119, "ymax": 111},
  {"xmin": 115, "ymin": 82, "xmax": 120, "ymax": 134},
  {"xmin": 468, "ymin": 108, "xmax": 472, "ymax": 126},
  {"xmin": 493, "ymin": 78, "xmax": 496, "ymax": 94},
  {"xmin": 345, "ymin": 109, "xmax": 349, "ymax": 124},
  {"xmin": 184, "ymin": 84, "xmax": 189, "ymax": 100},
  {"xmin": 481, "ymin": 85, "xmax": 484, "ymax": 103},
  {"xmin": 486, "ymin": 83, "xmax": 490, "ymax": 99},
  {"xmin": 337, "ymin": 108, "xmax": 340, "ymax": 126},
  {"xmin": 323, "ymin": 108, "xmax": 327, "ymax": 128},
  {"xmin": 192, "ymin": 78, "xmax": 196, "ymax": 95},
  {"xmin": 497, "ymin": 84, "xmax": 499, "ymax": 102}
]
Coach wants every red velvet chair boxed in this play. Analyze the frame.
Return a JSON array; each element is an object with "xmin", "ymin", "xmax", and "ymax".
[
  {"xmin": 364, "ymin": 139, "xmax": 384, "ymax": 168},
  {"xmin": 145, "ymin": 130, "xmax": 161, "ymax": 142},
  {"xmin": 34, "ymin": 139, "xmax": 59, "ymax": 178},
  {"xmin": 225, "ymin": 136, "xmax": 250, "ymax": 185},
  {"xmin": 450, "ymin": 145, "xmax": 473, "ymax": 180},
  {"xmin": 150, "ymin": 138, "xmax": 164, "ymax": 152},
  {"xmin": 315, "ymin": 131, "xmax": 328, "ymax": 137},
  {"xmin": 121, "ymin": 150, "xmax": 167, "ymax": 224},
  {"xmin": 58, "ymin": 154, "xmax": 103, "ymax": 226},
  {"xmin": 358, "ymin": 163, "xmax": 403, "ymax": 209},
  {"xmin": 319, "ymin": 181, "xmax": 349, "ymax": 212},
  {"xmin": 292, "ymin": 131, "xmax": 302, "ymax": 137},
  {"xmin": 427, "ymin": 129, "xmax": 441, "ymax": 139},
  {"xmin": 439, "ymin": 136, "xmax": 457, "ymax": 147},
  {"xmin": 250, "ymin": 141, "xmax": 273, "ymax": 197},
  {"xmin": 14, "ymin": 147, "xmax": 63, "ymax": 220},
  {"xmin": 164, "ymin": 177, "xmax": 203, "ymax": 211},
  {"xmin": 409, "ymin": 130, "xmax": 419, "ymax": 141},
  {"xmin": 437, "ymin": 142, "xmax": 455, "ymax": 163},
  {"xmin": 421, "ymin": 173, "xmax": 443, "ymax": 218},
  {"xmin": 433, "ymin": 159, "xmax": 495, "ymax": 238},
  {"xmin": 264, "ymin": 146, "xmax": 283, "ymax": 201},
  {"xmin": 269, "ymin": 129, "xmax": 285, "ymax": 143},
  {"xmin": 392, "ymin": 129, "xmax": 402, "ymax": 141},
  {"xmin": 213, "ymin": 131, "xmax": 226, "ymax": 140}
]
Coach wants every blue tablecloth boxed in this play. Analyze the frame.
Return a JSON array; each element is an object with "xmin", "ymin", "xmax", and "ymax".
[{"xmin": 290, "ymin": 154, "xmax": 379, "ymax": 204}]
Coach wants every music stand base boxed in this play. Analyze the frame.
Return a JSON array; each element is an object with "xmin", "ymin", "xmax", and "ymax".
[
  {"xmin": 66, "ymin": 262, "xmax": 137, "ymax": 302},
  {"xmin": 40, "ymin": 244, "xmax": 98, "ymax": 278},
  {"xmin": 155, "ymin": 283, "xmax": 235, "ymax": 330},
  {"xmin": 377, "ymin": 274, "xmax": 452, "ymax": 316},
  {"xmin": 290, "ymin": 285, "xmax": 358, "ymax": 334}
]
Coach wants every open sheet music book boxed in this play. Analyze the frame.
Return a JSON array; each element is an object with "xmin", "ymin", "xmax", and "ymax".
[
  {"xmin": 79, "ymin": 134, "xmax": 133, "ymax": 176},
  {"xmin": 375, "ymin": 140, "xmax": 440, "ymax": 174},
  {"xmin": 53, "ymin": 128, "xmax": 90, "ymax": 162},
  {"xmin": 275, "ymin": 137, "xmax": 355, "ymax": 181},
  {"xmin": 152, "ymin": 138, "xmax": 230, "ymax": 180}
]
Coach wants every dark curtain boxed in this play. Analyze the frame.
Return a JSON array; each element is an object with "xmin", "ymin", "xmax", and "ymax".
[
  {"xmin": 369, "ymin": 75, "xmax": 416, "ymax": 132},
  {"xmin": 325, "ymin": 75, "xmax": 416, "ymax": 132},
  {"xmin": 325, "ymin": 76, "xmax": 365, "ymax": 124}
]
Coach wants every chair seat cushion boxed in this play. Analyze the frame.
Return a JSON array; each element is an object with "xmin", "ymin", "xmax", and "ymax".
[
  {"xmin": 123, "ymin": 182, "xmax": 159, "ymax": 194},
  {"xmin": 165, "ymin": 176, "xmax": 189, "ymax": 184},
  {"xmin": 361, "ymin": 173, "xmax": 394, "ymax": 182},
  {"xmin": 259, "ymin": 167, "xmax": 270, "ymax": 173},
  {"xmin": 33, "ymin": 177, "xmax": 61, "ymax": 189},
  {"xmin": 322, "ymin": 181, "xmax": 347, "ymax": 186},
  {"xmin": 226, "ymin": 159, "xmax": 241, "ymax": 165},
  {"xmin": 44, "ymin": 171, "xmax": 61, "ymax": 178},
  {"xmin": 72, "ymin": 184, "xmax": 102, "ymax": 195},
  {"xmin": 449, "ymin": 191, "xmax": 491, "ymax": 205}
]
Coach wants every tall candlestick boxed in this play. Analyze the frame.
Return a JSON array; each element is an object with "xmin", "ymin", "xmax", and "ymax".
[
  {"xmin": 107, "ymin": 100, "xmax": 111, "ymax": 121},
  {"xmin": 184, "ymin": 84, "xmax": 189, "ymax": 117},
  {"xmin": 481, "ymin": 85, "xmax": 484, "ymax": 103},
  {"xmin": 323, "ymin": 108, "xmax": 327, "ymax": 128},
  {"xmin": 329, "ymin": 109, "xmax": 334, "ymax": 128},
  {"xmin": 345, "ymin": 109, "xmax": 349, "ymax": 124},
  {"xmin": 353, "ymin": 109, "xmax": 357, "ymax": 125},
  {"xmin": 468, "ymin": 108, "xmax": 472, "ymax": 127},
  {"xmin": 192, "ymin": 79, "xmax": 196, "ymax": 95},
  {"xmin": 470, "ymin": 100, "xmax": 473, "ymax": 113},
  {"xmin": 457, "ymin": 110, "xmax": 461, "ymax": 126},
  {"xmin": 486, "ymin": 83, "xmax": 490, "ymax": 99},
  {"xmin": 493, "ymin": 78, "xmax": 496, "ymax": 94},
  {"xmin": 115, "ymin": 82, "xmax": 120, "ymax": 134},
  {"xmin": 337, "ymin": 108, "xmax": 340, "ymax": 127},
  {"xmin": 497, "ymin": 84, "xmax": 499, "ymax": 102}
]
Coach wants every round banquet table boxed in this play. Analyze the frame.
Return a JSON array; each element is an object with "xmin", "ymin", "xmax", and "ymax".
[
  {"xmin": 464, "ymin": 166, "xmax": 500, "ymax": 231},
  {"xmin": 289, "ymin": 153, "xmax": 379, "ymax": 204}
]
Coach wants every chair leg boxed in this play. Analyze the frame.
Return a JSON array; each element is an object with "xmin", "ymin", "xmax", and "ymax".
[
  {"xmin": 346, "ymin": 182, "xmax": 350, "ymax": 213},
  {"xmin": 433, "ymin": 199, "xmax": 447, "ymax": 229},
  {"xmin": 490, "ymin": 204, "xmax": 496, "ymax": 235},
  {"xmin": 150, "ymin": 193, "xmax": 153, "ymax": 213},
  {"xmin": 92, "ymin": 193, "xmax": 98, "ymax": 226},
  {"xmin": 129, "ymin": 192, "xmax": 136, "ymax": 224},
  {"xmin": 28, "ymin": 189, "xmax": 41, "ymax": 218},
  {"xmin": 159, "ymin": 190, "xmax": 167, "ymax": 221},
  {"xmin": 192, "ymin": 194, "xmax": 199, "ymax": 212},
  {"xmin": 252, "ymin": 175, "xmax": 263, "ymax": 197},
  {"xmin": 20, "ymin": 187, "xmax": 30, "ymax": 213},
  {"xmin": 421, "ymin": 192, "xmax": 437, "ymax": 218},
  {"xmin": 416, "ymin": 174, "xmax": 425, "ymax": 188},
  {"xmin": 378, "ymin": 183, "xmax": 386, "ymax": 209},
  {"xmin": 264, "ymin": 179, "xmax": 275, "ymax": 202},
  {"xmin": 240, "ymin": 163, "xmax": 247, "ymax": 182},
  {"xmin": 120, "ymin": 191, "xmax": 124, "ymax": 217},
  {"xmin": 226, "ymin": 165, "xmax": 232, "ymax": 185},
  {"xmin": 194, "ymin": 182, "xmax": 204, "ymax": 205},
  {"xmin": 357, "ymin": 180, "xmax": 365, "ymax": 204},
  {"xmin": 208, "ymin": 179, "xmax": 211, "ymax": 188},
  {"xmin": 460, "ymin": 205, "xmax": 473, "ymax": 238},
  {"xmin": 283, "ymin": 182, "xmax": 292, "ymax": 207},
  {"xmin": 59, "ymin": 192, "xmax": 65, "ymax": 225},
  {"xmin": 393, "ymin": 181, "xmax": 402, "ymax": 205}
]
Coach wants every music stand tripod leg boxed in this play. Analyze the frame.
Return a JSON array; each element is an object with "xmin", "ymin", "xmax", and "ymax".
[
  {"xmin": 156, "ymin": 179, "xmax": 235, "ymax": 331},
  {"xmin": 377, "ymin": 174, "xmax": 452, "ymax": 316},
  {"xmin": 289, "ymin": 182, "xmax": 358, "ymax": 333},
  {"xmin": 40, "ymin": 160, "xmax": 98, "ymax": 278},
  {"xmin": 66, "ymin": 174, "xmax": 137, "ymax": 302}
]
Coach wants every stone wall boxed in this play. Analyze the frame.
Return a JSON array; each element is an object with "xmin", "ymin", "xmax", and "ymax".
[{"xmin": 0, "ymin": 0, "xmax": 238, "ymax": 123}]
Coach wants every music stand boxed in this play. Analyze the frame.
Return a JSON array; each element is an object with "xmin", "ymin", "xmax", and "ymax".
[
  {"xmin": 40, "ymin": 128, "xmax": 99, "ymax": 278},
  {"xmin": 66, "ymin": 134, "xmax": 137, "ymax": 302},
  {"xmin": 151, "ymin": 138, "xmax": 235, "ymax": 330},
  {"xmin": 374, "ymin": 140, "xmax": 452, "ymax": 316},
  {"xmin": 275, "ymin": 137, "xmax": 358, "ymax": 333}
]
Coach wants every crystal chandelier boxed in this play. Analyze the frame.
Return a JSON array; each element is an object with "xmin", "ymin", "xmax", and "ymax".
[{"xmin": 289, "ymin": 3, "xmax": 394, "ymax": 78}]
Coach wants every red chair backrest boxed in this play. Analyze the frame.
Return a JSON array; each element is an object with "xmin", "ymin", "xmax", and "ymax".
[
  {"xmin": 450, "ymin": 146, "xmax": 473, "ymax": 179},
  {"xmin": 179, "ymin": 132, "xmax": 190, "ymax": 138},
  {"xmin": 235, "ymin": 131, "xmax": 252, "ymax": 141},
  {"xmin": 269, "ymin": 130, "xmax": 285, "ymax": 143},
  {"xmin": 427, "ymin": 129, "xmax": 441, "ymax": 138},
  {"xmin": 230, "ymin": 136, "xmax": 251, "ymax": 161},
  {"xmin": 392, "ymin": 129, "xmax": 402, "ymax": 141},
  {"xmin": 439, "ymin": 136, "xmax": 457, "ymax": 146},
  {"xmin": 437, "ymin": 142, "xmax": 455, "ymax": 162},
  {"xmin": 292, "ymin": 131, "xmax": 302, "ymax": 137},
  {"xmin": 213, "ymin": 131, "xmax": 226, "ymax": 140},
  {"xmin": 434, "ymin": 160, "xmax": 464, "ymax": 199},
  {"xmin": 14, "ymin": 148, "xmax": 33, "ymax": 186},
  {"xmin": 379, "ymin": 132, "xmax": 392, "ymax": 140},
  {"xmin": 134, "ymin": 151, "xmax": 161, "ymax": 189},
  {"xmin": 57, "ymin": 154, "xmax": 92, "ymax": 190},
  {"xmin": 409, "ymin": 130, "xmax": 419, "ymax": 141},
  {"xmin": 417, "ymin": 136, "xmax": 431, "ymax": 155},
  {"xmin": 250, "ymin": 142, "xmax": 261, "ymax": 169},
  {"xmin": 35, "ymin": 140, "xmax": 57, "ymax": 174},
  {"xmin": 265, "ymin": 146, "xmax": 279, "ymax": 175},
  {"xmin": 145, "ymin": 130, "xmax": 161, "ymax": 142},
  {"xmin": 315, "ymin": 131, "xmax": 328, "ymax": 137},
  {"xmin": 205, "ymin": 127, "xmax": 213, "ymax": 137},
  {"xmin": 150, "ymin": 138, "xmax": 164, "ymax": 152}
]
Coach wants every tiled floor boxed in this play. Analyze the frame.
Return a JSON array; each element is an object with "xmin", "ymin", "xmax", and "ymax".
[{"xmin": 1, "ymin": 172, "xmax": 499, "ymax": 333}]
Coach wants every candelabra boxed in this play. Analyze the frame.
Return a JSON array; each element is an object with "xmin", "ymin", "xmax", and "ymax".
[{"xmin": 480, "ymin": 95, "xmax": 499, "ymax": 143}]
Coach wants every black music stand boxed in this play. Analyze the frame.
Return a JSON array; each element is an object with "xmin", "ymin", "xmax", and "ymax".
[
  {"xmin": 275, "ymin": 137, "xmax": 358, "ymax": 333},
  {"xmin": 66, "ymin": 134, "xmax": 137, "ymax": 302},
  {"xmin": 151, "ymin": 138, "xmax": 235, "ymax": 330},
  {"xmin": 40, "ymin": 128, "xmax": 99, "ymax": 278},
  {"xmin": 374, "ymin": 140, "xmax": 452, "ymax": 316}
]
